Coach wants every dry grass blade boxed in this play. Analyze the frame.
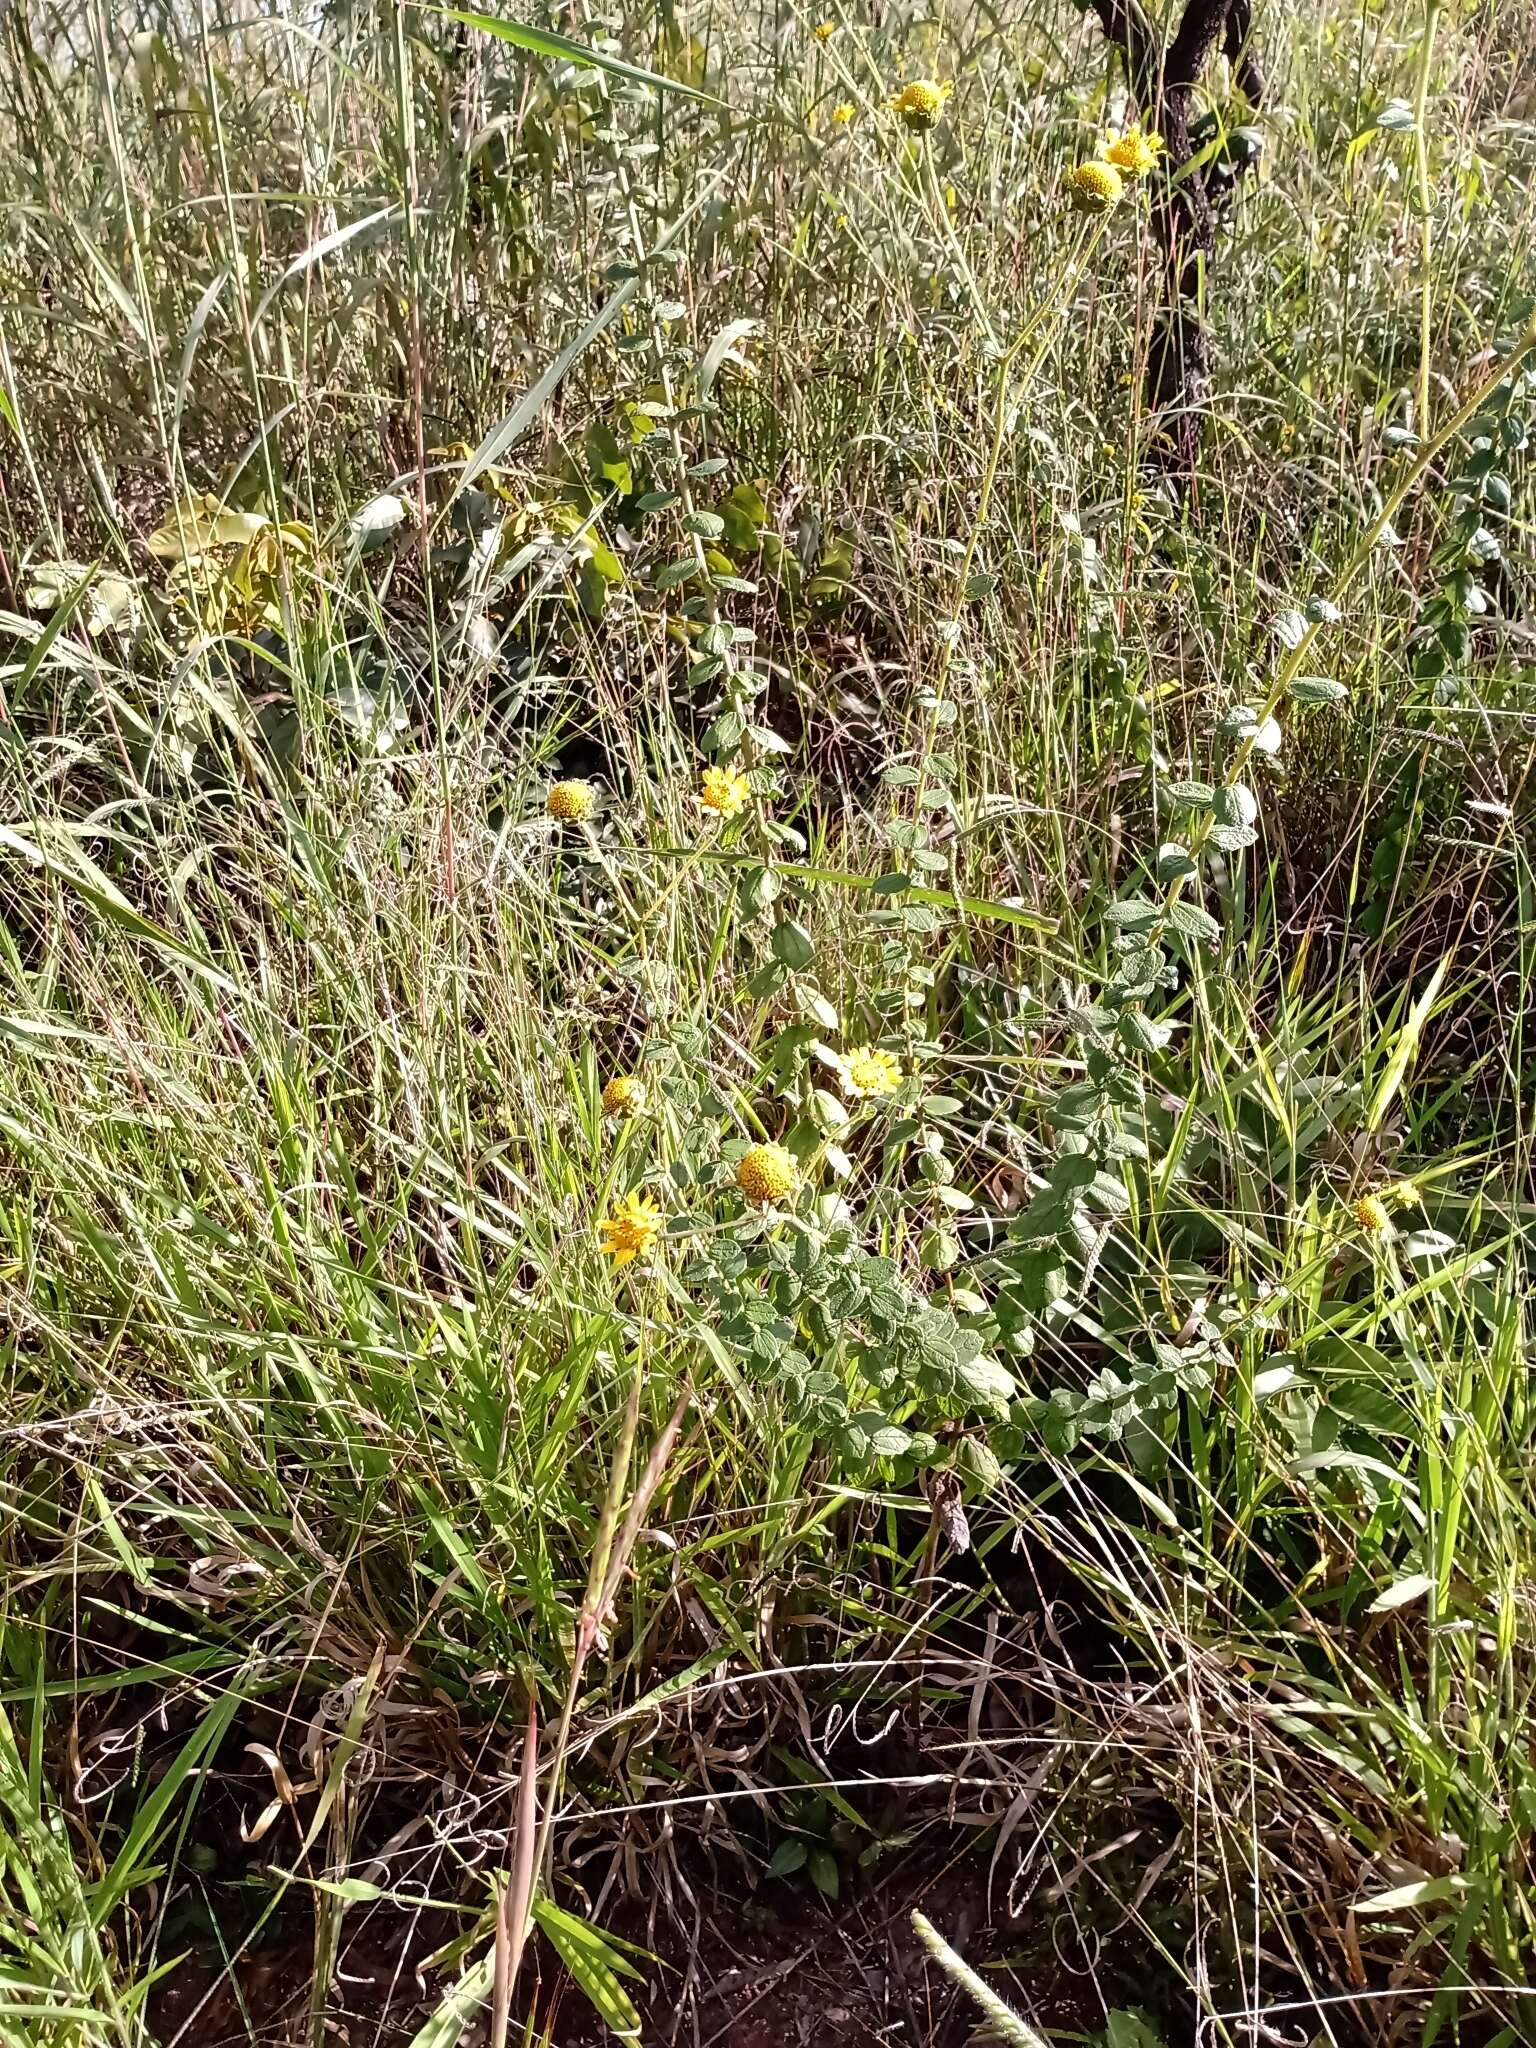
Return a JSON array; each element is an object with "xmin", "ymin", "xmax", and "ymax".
[{"xmin": 491, "ymin": 1692, "xmax": 540, "ymax": 2048}]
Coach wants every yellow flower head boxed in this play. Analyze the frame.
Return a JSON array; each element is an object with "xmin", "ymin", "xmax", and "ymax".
[
  {"xmin": 1103, "ymin": 124, "xmax": 1164, "ymax": 177},
  {"xmin": 1353, "ymin": 1194, "xmax": 1392, "ymax": 1236},
  {"xmin": 838, "ymin": 1044, "xmax": 904, "ymax": 1099},
  {"xmin": 602, "ymin": 1074, "xmax": 648, "ymax": 1118},
  {"xmin": 700, "ymin": 764, "xmax": 751, "ymax": 818},
  {"xmin": 600, "ymin": 1189, "xmax": 664, "ymax": 1267},
  {"xmin": 832, "ymin": 101, "xmax": 857, "ymax": 125},
  {"xmin": 813, "ymin": 18, "xmax": 837, "ymax": 40},
  {"xmin": 1385, "ymin": 1180, "xmax": 1421, "ymax": 1210},
  {"xmin": 890, "ymin": 78, "xmax": 952, "ymax": 131},
  {"xmin": 736, "ymin": 1142, "xmax": 800, "ymax": 1206},
  {"xmin": 1070, "ymin": 159, "xmax": 1124, "ymax": 213},
  {"xmin": 547, "ymin": 778, "xmax": 597, "ymax": 822}
]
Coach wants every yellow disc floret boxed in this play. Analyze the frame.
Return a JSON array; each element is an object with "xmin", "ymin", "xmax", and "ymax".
[
  {"xmin": 832, "ymin": 101, "xmax": 857, "ymax": 125},
  {"xmin": 1103, "ymin": 125, "xmax": 1164, "ymax": 177},
  {"xmin": 602, "ymin": 1074, "xmax": 648, "ymax": 1118},
  {"xmin": 547, "ymin": 778, "xmax": 597, "ymax": 822},
  {"xmin": 838, "ymin": 1045, "xmax": 904, "ymax": 1099},
  {"xmin": 813, "ymin": 19, "xmax": 836, "ymax": 40},
  {"xmin": 1353, "ymin": 1194, "xmax": 1392, "ymax": 1236},
  {"xmin": 600, "ymin": 1190, "xmax": 664, "ymax": 1266},
  {"xmin": 736, "ymin": 1142, "xmax": 800, "ymax": 1206},
  {"xmin": 700, "ymin": 765, "xmax": 751, "ymax": 818},
  {"xmin": 1070, "ymin": 159, "xmax": 1124, "ymax": 212},
  {"xmin": 890, "ymin": 79, "xmax": 951, "ymax": 131}
]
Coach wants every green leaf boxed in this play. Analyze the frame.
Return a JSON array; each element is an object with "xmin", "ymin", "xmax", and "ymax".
[
  {"xmin": 807, "ymin": 1848, "xmax": 841, "ymax": 1898},
  {"xmin": 1103, "ymin": 897, "xmax": 1161, "ymax": 932},
  {"xmin": 1289, "ymin": 675, "xmax": 1348, "ymax": 705},
  {"xmin": 405, "ymin": 1955, "xmax": 494, "ymax": 2048},
  {"xmin": 1166, "ymin": 899, "xmax": 1222, "ymax": 945},
  {"xmin": 437, "ymin": 8, "xmax": 715, "ymax": 99},
  {"xmin": 769, "ymin": 919, "xmax": 816, "ymax": 969},
  {"xmin": 920, "ymin": 1229, "xmax": 961, "ymax": 1272},
  {"xmin": 531, "ymin": 1897, "xmax": 645, "ymax": 2038},
  {"xmin": 1367, "ymin": 1572, "xmax": 1436, "ymax": 1613},
  {"xmin": 768, "ymin": 1835, "xmax": 809, "ymax": 1877}
]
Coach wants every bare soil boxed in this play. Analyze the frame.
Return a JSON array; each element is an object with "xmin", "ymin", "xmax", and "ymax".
[{"xmin": 149, "ymin": 1831, "xmax": 1114, "ymax": 2047}]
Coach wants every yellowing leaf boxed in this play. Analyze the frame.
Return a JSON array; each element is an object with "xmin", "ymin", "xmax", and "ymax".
[{"xmin": 146, "ymin": 493, "xmax": 271, "ymax": 564}]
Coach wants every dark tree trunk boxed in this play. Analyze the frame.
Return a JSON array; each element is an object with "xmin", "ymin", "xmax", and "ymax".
[{"xmin": 1087, "ymin": 0, "xmax": 1264, "ymax": 480}]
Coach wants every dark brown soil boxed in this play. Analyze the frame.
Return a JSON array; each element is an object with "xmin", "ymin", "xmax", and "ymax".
[{"xmin": 149, "ymin": 1831, "xmax": 1114, "ymax": 2047}]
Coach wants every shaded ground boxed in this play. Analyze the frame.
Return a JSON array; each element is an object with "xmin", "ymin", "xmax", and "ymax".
[{"xmin": 149, "ymin": 1831, "xmax": 1113, "ymax": 2047}]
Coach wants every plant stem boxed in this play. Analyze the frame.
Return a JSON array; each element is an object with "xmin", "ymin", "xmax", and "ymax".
[{"xmin": 1411, "ymin": 0, "xmax": 1443, "ymax": 435}]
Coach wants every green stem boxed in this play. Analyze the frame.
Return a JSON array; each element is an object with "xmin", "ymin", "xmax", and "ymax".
[{"xmin": 1411, "ymin": 0, "xmax": 1443, "ymax": 435}]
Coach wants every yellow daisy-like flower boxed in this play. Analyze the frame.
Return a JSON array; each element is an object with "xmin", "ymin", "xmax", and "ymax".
[
  {"xmin": 1385, "ymin": 1180, "xmax": 1421, "ymax": 1210},
  {"xmin": 1103, "ymin": 124, "xmax": 1164, "ymax": 177},
  {"xmin": 813, "ymin": 18, "xmax": 837, "ymax": 39},
  {"xmin": 1070, "ymin": 159, "xmax": 1124, "ymax": 213},
  {"xmin": 599, "ymin": 1189, "xmax": 664, "ymax": 1267},
  {"xmin": 890, "ymin": 78, "xmax": 952, "ymax": 131},
  {"xmin": 1353, "ymin": 1194, "xmax": 1392, "ymax": 1236},
  {"xmin": 736, "ymin": 1142, "xmax": 800, "ymax": 1206},
  {"xmin": 700, "ymin": 765, "xmax": 751, "ymax": 818},
  {"xmin": 832, "ymin": 101, "xmax": 857, "ymax": 125},
  {"xmin": 547, "ymin": 778, "xmax": 597, "ymax": 822},
  {"xmin": 602, "ymin": 1074, "xmax": 648, "ymax": 1118},
  {"xmin": 837, "ymin": 1045, "xmax": 904, "ymax": 1099}
]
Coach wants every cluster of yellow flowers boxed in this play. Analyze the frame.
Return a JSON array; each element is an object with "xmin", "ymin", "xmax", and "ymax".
[
  {"xmin": 1352, "ymin": 1183, "xmax": 1421, "ymax": 1237},
  {"xmin": 597, "ymin": 1142, "xmax": 804, "ymax": 1271},
  {"xmin": 545, "ymin": 764, "xmax": 755, "ymax": 827},
  {"xmin": 1070, "ymin": 123, "xmax": 1164, "ymax": 213},
  {"xmin": 594, "ymin": 1042, "xmax": 910, "ymax": 1268}
]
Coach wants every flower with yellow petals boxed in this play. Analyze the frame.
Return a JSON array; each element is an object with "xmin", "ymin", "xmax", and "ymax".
[
  {"xmin": 1353, "ymin": 1194, "xmax": 1392, "ymax": 1236},
  {"xmin": 813, "ymin": 18, "xmax": 837, "ymax": 40},
  {"xmin": 1070, "ymin": 159, "xmax": 1124, "ymax": 213},
  {"xmin": 600, "ymin": 1190, "xmax": 664, "ymax": 1267},
  {"xmin": 736, "ymin": 1142, "xmax": 800, "ymax": 1206},
  {"xmin": 832, "ymin": 101, "xmax": 857, "ymax": 125},
  {"xmin": 1385, "ymin": 1181, "xmax": 1421, "ymax": 1211},
  {"xmin": 700, "ymin": 765, "xmax": 751, "ymax": 818},
  {"xmin": 547, "ymin": 778, "xmax": 597, "ymax": 822},
  {"xmin": 837, "ymin": 1045, "xmax": 904, "ymax": 1099},
  {"xmin": 889, "ymin": 78, "xmax": 952, "ymax": 131},
  {"xmin": 602, "ymin": 1074, "xmax": 648, "ymax": 1118},
  {"xmin": 1103, "ymin": 124, "xmax": 1164, "ymax": 177}
]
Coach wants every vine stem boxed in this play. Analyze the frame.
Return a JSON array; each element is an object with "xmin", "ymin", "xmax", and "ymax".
[
  {"xmin": 1411, "ymin": 0, "xmax": 1443, "ymax": 437},
  {"xmin": 1160, "ymin": 305, "xmax": 1536, "ymax": 925}
]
